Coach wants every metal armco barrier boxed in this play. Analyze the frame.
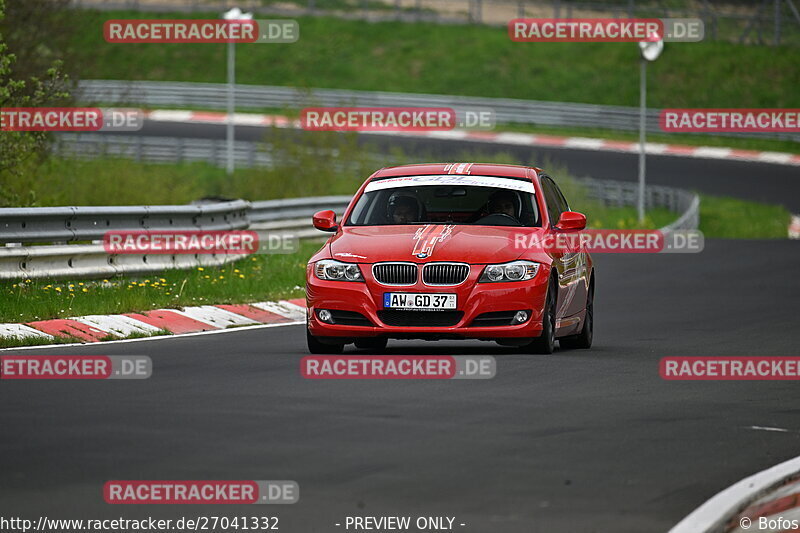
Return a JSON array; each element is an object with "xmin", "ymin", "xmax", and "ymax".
[
  {"xmin": 52, "ymin": 134, "xmax": 274, "ymax": 168},
  {"xmin": 0, "ymin": 184, "xmax": 698, "ymax": 280},
  {"xmin": 0, "ymin": 200, "xmax": 250, "ymax": 243},
  {"xmin": 576, "ymin": 177, "xmax": 699, "ymax": 231},
  {"xmin": 77, "ymin": 80, "xmax": 800, "ymax": 142}
]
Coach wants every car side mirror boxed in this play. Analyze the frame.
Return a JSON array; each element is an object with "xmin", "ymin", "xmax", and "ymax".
[
  {"xmin": 555, "ymin": 211, "xmax": 586, "ymax": 231},
  {"xmin": 312, "ymin": 210, "xmax": 339, "ymax": 232}
]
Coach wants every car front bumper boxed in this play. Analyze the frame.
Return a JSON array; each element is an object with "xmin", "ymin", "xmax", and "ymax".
[{"xmin": 306, "ymin": 263, "xmax": 550, "ymax": 340}]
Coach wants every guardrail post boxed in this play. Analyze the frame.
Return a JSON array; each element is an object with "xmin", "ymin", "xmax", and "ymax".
[
  {"xmin": 248, "ymin": 143, "xmax": 256, "ymax": 168},
  {"xmin": 176, "ymin": 137, "xmax": 184, "ymax": 164}
]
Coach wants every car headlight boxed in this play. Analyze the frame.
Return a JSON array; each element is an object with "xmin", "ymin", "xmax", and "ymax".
[
  {"xmin": 315, "ymin": 259, "xmax": 364, "ymax": 282},
  {"xmin": 479, "ymin": 261, "xmax": 539, "ymax": 283}
]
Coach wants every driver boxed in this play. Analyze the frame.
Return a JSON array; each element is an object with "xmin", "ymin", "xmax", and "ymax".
[
  {"xmin": 487, "ymin": 190, "xmax": 518, "ymax": 218},
  {"xmin": 387, "ymin": 194, "xmax": 421, "ymax": 224}
]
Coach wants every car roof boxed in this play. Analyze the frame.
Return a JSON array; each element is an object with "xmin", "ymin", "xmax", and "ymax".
[{"xmin": 371, "ymin": 163, "xmax": 541, "ymax": 180}]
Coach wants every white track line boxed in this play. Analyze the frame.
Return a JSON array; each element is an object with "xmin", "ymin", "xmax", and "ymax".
[
  {"xmin": 669, "ymin": 455, "xmax": 800, "ymax": 533},
  {"xmin": 173, "ymin": 305, "xmax": 259, "ymax": 327},
  {"xmin": 74, "ymin": 315, "xmax": 162, "ymax": 337},
  {"xmin": 0, "ymin": 320, "xmax": 304, "ymax": 352},
  {"xmin": 252, "ymin": 301, "xmax": 306, "ymax": 321},
  {"xmin": 0, "ymin": 324, "xmax": 55, "ymax": 340},
  {"xmin": 789, "ymin": 215, "xmax": 800, "ymax": 239}
]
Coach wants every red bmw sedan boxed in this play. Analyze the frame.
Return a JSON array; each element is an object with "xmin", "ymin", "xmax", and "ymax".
[{"xmin": 305, "ymin": 163, "xmax": 594, "ymax": 354}]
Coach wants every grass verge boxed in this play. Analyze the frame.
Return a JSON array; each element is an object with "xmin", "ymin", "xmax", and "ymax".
[
  {"xmin": 0, "ymin": 240, "xmax": 318, "ymax": 324},
  {"xmin": 63, "ymin": 11, "xmax": 799, "ymax": 110},
  {"xmin": 698, "ymin": 194, "xmax": 792, "ymax": 239}
]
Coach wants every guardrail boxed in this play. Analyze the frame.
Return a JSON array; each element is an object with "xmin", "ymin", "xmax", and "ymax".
[
  {"xmin": 52, "ymin": 133, "xmax": 274, "ymax": 168},
  {"xmin": 51, "ymin": 133, "xmax": 382, "ymax": 172},
  {"xmin": 577, "ymin": 177, "xmax": 700, "ymax": 231},
  {"xmin": 77, "ymin": 80, "xmax": 800, "ymax": 142},
  {"xmin": 0, "ymin": 182, "xmax": 698, "ymax": 279},
  {"xmin": 0, "ymin": 200, "xmax": 251, "ymax": 244}
]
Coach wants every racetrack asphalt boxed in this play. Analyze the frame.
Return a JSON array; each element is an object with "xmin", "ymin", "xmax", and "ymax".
[
  {"xmin": 122, "ymin": 121, "xmax": 800, "ymax": 212},
  {"xmin": 2, "ymin": 239, "xmax": 798, "ymax": 532}
]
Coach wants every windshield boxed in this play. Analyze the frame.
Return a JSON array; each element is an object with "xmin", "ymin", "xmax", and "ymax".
[{"xmin": 346, "ymin": 179, "xmax": 540, "ymax": 227}]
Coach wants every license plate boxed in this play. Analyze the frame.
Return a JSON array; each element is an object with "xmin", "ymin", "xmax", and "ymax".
[{"xmin": 383, "ymin": 293, "xmax": 457, "ymax": 310}]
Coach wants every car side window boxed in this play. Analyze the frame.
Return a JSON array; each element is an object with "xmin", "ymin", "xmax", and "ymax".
[
  {"xmin": 551, "ymin": 180, "xmax": 570, "ymax": 213},
  {"xmin": 541, "ymin": 177, "xmax": 562, "ymax": 226}
]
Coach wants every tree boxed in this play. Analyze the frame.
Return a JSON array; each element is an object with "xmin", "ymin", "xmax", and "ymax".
[{"xmin": 0, "ymin": 0, "xmax": 71, "ymax": 206}]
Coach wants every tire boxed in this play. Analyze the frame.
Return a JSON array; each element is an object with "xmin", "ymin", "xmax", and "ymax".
[
  {"xmin": 306, "ymin": 329, "xmax": 345, "ymax": 354},
  {"xmin": 523, "ymin": 277, "xmax": 557, "ymax": 354},
  {"xmin": 559, "ymin": 279, "xmax": 594, "ymax": 350},
  {"xmin": 354, "ymin": 337, "xmax": 388, "ymax": 352}
]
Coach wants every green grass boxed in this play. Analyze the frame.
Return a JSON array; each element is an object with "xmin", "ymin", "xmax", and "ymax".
[
  {"xmin": 0, "ymin": 240, "xmax": 318, "ymax": 324},
  {"xmin": 698, "ymin": 194, "xmax": 791, "ymax": 239},
  {"xmin": 0, "ymin": 334, "xmax": 84, "ymax": 349},
  {"xmin": 64, "ymin": 11, "xmax": 799, "ymax": 109}
]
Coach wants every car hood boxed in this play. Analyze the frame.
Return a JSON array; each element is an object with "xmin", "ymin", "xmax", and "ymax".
[{"xmin": 329, "ymin": 225, "xmax": 544, "ymax": 264}]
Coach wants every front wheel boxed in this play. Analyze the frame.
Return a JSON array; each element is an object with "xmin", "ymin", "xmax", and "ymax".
[
  {"xmin": 306, "ymin": 329, "xmax": 345, "ymax": 354},
  {"xmin": 523, "ymin": 277, "xmax": 556, "ymax": 354},
  {"xmin": 559, "ymin": 280, "xmax": 594, "ymax": 350}
]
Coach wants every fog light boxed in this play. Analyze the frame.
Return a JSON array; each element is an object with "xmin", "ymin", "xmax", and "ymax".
[
  {"xmin": 513, "ymin": 311, "xmax": 528, "ymax": 323},
  {"xmin": 318, "ymin": 309, "xmax": 333, "ymax": 323}
]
